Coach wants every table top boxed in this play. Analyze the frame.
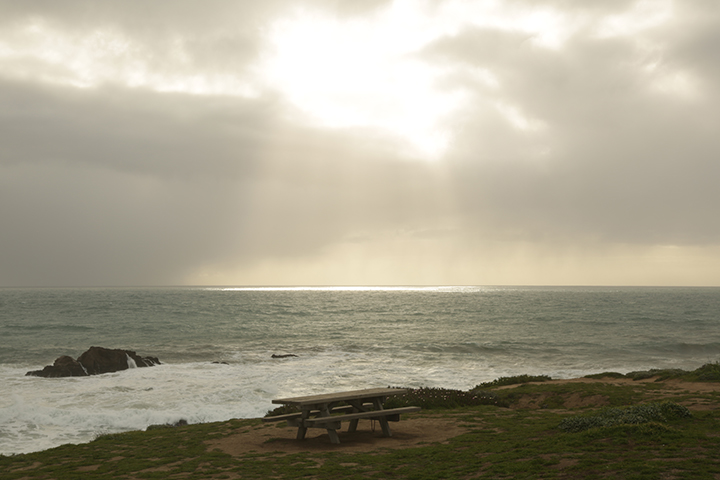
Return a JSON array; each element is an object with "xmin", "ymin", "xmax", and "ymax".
[{"xmin": 272, "ymin": 387, "xmax": 407, "ymax": 406}]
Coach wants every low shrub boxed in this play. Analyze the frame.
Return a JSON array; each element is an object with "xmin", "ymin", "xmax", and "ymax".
[
  {"xmin": 384, "ymin": 387, "xmax": 508, "ymax": 409},
  {"xmin": 558, "ymin": 401, "xmax": 691, "ymax": 433},
  {"xmin": 473, "ymin": 374, "xmax": 552, "ymax": 389},
  {"xmin": 686, "ymin": 362, "xmax": 720, "ymax": 382},
  {"xmin": 625, "ymin": 369, "xmax": 688, "ymax": 381},
  {"xmin": 586, "ymin": 363, "xmax": 720, "ymax": 383},
  {"xmin": 265, "ymin": 404, "xmax": 300, "ymax": 417},
  {"xmin": 584, "ymin": 372, "xmax": 625, "ymax": 379}
]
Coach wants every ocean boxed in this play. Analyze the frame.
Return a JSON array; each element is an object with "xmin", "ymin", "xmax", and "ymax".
[{"xmin": 1, "ymin": 285, "xmax": 719, "ymax": 455}]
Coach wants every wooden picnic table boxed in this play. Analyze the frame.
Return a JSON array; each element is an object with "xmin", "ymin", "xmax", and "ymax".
[{"xmin": 263, "ymin": 387, "xmax": 421, "ymax": 444}]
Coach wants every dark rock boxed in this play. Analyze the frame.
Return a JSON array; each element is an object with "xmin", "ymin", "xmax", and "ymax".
[
  {"xmin": 26, "ymin": 346, "xmax": 161, "ymax": 377},
  {"xmin": 77, "ymin": 346, "xmax": 159, "ymax": 375},
  {"xmin": 54, "ymin": 355, "xmax": 88, "ymax": 375},
  {"xmin": 26, "ymin": 355, "xmax": 88, "ymax": 378},
  {"xmin": 271, "ymin": 354, "xmax": 298, "ymax": 358}
]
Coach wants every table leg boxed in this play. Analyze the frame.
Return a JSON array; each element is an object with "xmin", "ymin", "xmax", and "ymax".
[
  {"xmin": 319, "ymin": 404, "xmax": 340, "ymax": 444},
  {"xmin": 348, "ymin": 419, "xmax": 359, "ymax": 432},
  {"xmin": 297, "ymin": 408, "xmax": 310, "ymax": 440},
  {"xmin": 372, "ymin": 397, "xmax": 392, "ymax": 437},
  {"xmin": 347, "ymin": 400, "xmax": 364, "ymax": 433}
]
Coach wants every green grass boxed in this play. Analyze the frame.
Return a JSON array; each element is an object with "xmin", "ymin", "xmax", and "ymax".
[
  {"xmin": 586, "ymin": 362, "xmax": 720, "ymax": 383},
  {"xmin": 3, "ymin": 372, "xmax": 720, "ymax": 480}
]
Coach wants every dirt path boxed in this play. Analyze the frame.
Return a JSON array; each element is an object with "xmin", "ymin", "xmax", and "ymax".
[{"xmin": 207, "ymin": 414, "xmax": 471, "ymax": 456}]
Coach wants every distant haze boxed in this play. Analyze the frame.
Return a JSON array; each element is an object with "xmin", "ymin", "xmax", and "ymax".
[{"xmin": 1, "ymin": 0, "xmax": 720, "ymax": 287}]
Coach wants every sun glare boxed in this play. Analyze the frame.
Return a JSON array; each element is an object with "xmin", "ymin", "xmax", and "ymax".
[
  {"xmin": 261, "ymin": 5, "xmax": 465, "ymax": 159},
  {"xmin": 218, "ymin": 286, "xmax": 482, "ymax": 292},
  {"xmin": 259, "ymin": 0, "xmax": 582, "ymax": 160}
]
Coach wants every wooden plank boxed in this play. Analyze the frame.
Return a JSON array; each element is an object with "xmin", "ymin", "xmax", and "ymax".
[
  {"xmin": 262, "ymin": 412, "xmax": 302, "ymax": 422},
  {"xmin": 262, "ymin": 404, "xmax": 366, "ymax": 422},
  {"xmin": 302, "ymin": 406, "xmax": 421, "ymax": 425},
  {"xmin": 272, "ymin": 387, "xmax": 407, "ymax": 406}
]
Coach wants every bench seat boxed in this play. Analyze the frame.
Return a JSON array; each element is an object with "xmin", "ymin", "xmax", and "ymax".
[
  {"xmin": 301, "ymin": 406, "xmax": 421, "ymax": 427},
  {"xmin": 262, "ymin": 404, "xmax": 368, "ymax": 423}
]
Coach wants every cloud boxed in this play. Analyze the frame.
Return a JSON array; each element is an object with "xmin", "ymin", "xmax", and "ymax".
[
  {"xmin": 0, "ymin": 76, "xmax": 451, "ymax": 285},
  {"xmin": 1, "ymin": 0, "xmax": 720, "ymax": 286},
  {"xmin": 420, "ymin": 2, "xmax": 720, "ymax": 247}
]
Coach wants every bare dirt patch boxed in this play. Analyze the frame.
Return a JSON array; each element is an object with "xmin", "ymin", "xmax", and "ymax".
[
  {"xmin": 207, "ymin": 415, "xmax": 471, "ymax": 456},
  {"xmin": 76, "ymin": 464, "xmax": 100, "ymax": 472},
  {"xmin": 9, "ymin": 461, "xmax": 43, "ymax": 472}
]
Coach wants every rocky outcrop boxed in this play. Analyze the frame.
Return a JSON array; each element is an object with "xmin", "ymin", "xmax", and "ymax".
[
  {"xmin": 77, "ymin": 346, "xmax": 160, "ymax": 375},
  {"xmin": 26, "ymin": 346, "xmax": 161, "ymax": 378},
  {"xmin": 26, "ymin": 355, "xmax": 88, "ymax": 378}
]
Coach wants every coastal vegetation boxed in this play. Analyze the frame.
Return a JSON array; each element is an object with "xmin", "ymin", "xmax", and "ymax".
[
  {"xmin": 585, "ymin": 361, "xmax": 720, "ymax": 383},
  {"xmin": 2, "ymin": 363, "xmax": 720, "ymax": 479}
]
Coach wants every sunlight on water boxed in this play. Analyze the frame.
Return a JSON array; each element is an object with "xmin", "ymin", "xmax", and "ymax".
[{"xmin": 217, "ymin": 285, "xmax": 487, "ymax": 292}]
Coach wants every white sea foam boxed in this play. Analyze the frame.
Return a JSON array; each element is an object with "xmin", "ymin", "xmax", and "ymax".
[
  {"xmin": 0, "ymin": 351, "xmax": 559, "ymax": 456},
  {"xmin": 0, "ymin": 363, "xmax": 274, "ymax": 455},
  {"xmin": 126, "ymin": 353, "xmax": 138, "ymax": 369}
]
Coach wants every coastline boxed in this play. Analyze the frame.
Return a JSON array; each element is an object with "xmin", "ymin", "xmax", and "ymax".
[{"xmin": 3, "ymin": 371, "xmax": 720, "ymax": 479}]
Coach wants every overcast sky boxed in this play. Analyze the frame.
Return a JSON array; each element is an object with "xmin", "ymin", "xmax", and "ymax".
[{"xmin": 1, "ymin": 0, "xmax": 719, "ymax": 287}]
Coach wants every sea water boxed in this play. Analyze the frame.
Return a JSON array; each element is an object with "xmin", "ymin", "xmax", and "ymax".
[{"xmin": 1, "ymin": 286, "xmax": 719, "ymax": 455}]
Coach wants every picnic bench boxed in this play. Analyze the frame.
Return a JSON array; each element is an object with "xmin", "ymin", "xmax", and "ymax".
[{"xmin": 263, "ymin": 387, "xmax": 421, "ymax": 444}]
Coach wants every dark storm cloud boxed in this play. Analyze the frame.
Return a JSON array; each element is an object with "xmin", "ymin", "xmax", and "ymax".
[
  {"xmin": 0, "ymin": 82, "xmax": 268, "ymax": 177},
  {"xmin": 0, "ymin": 77, "xmax": 444, "ymax": 285},
  {"xmin": 0, "ymin": 84, "xmax": 258, "ymax": 285}
]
